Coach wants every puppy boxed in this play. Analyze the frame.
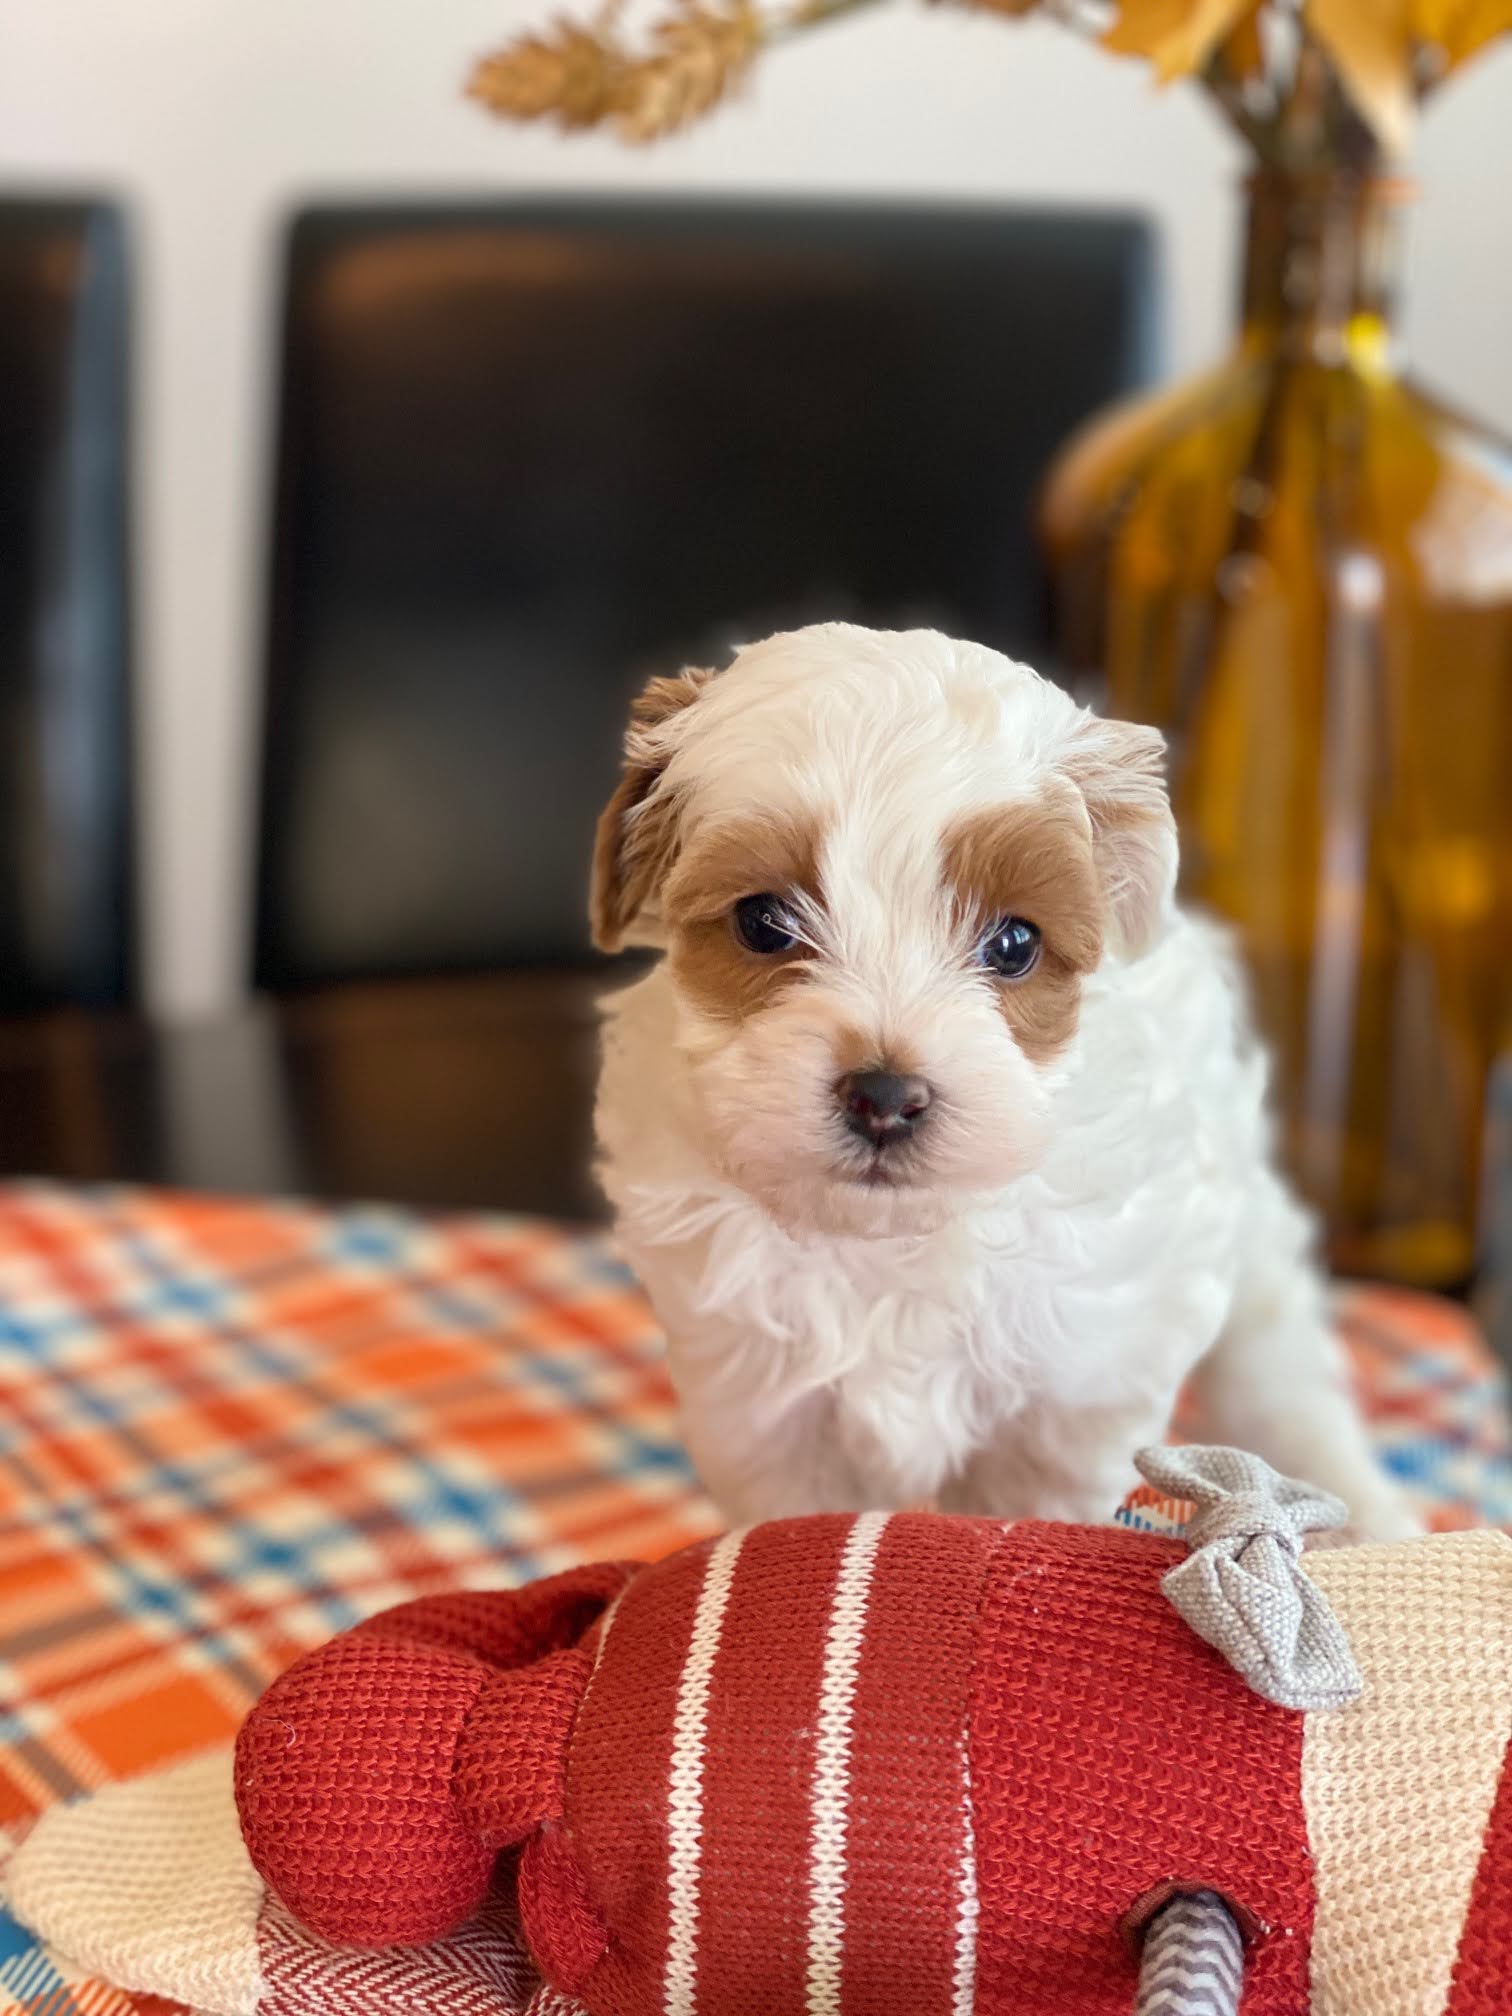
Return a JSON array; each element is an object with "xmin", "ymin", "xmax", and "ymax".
[{"xmin": 591, "ymin": 623, "xmax": 1417, "ymax": 1538}]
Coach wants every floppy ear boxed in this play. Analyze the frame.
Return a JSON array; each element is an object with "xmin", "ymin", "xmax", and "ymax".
[
  {"xmin": 1061, "ymin": 713, "xmax": 1178, "ymax": 958},
  {"xmin": 590, "ymin": 667, "xmax": 715, "ymax": 952}
]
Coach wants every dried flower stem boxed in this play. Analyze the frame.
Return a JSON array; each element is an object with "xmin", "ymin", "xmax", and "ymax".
[
  {"xmin": 786, "ymin": 0, "xmax": 892, "ymax": 36},
  {"xmin": 470, "ymin": 0, "xmax": 1509, "ymax": 156},
  {"xmin": 1202, "ymin": 52, "xmax": 1279, "ymax": 161}
]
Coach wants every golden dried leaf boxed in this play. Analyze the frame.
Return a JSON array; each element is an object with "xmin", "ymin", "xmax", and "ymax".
[
  {"xmin": 1304, "ymin": 0, "xmax": 1414, "ymax": 151},
  {"xmin": 612, "ymin": 0, "xmax": 765, "ymax": 142},
  {"xmin": 1103, "ymin": 0, "xmax": 1260, "ymax": 82},
  {"xmin": 1412, "ymin": 0, "xmax": 1512, "ymax": 67},
  {"xmin": 468, "ymin": 17, "xmax": 623, "ymax": 129},
  {"xmin": 952, "ymin": 0, "xmax": 1043, "ymax": 15}
]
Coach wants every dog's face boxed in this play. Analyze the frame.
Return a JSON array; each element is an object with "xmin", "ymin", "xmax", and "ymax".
[{"xmin": 592, "ymin": 625, "xmax": 1177, "ymax": 1237}]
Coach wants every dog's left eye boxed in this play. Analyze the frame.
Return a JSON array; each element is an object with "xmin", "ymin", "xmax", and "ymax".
[
  {"xmin": 979, "ymin": 917, "xmax": 1041, "ymax": 979},
  {"xmin": 733, "ymin": 894, "xmax": 798, "ymax": 955}
]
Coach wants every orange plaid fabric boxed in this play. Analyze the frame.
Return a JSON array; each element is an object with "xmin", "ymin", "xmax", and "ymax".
[{"xmin": 0, "ymin": 1180, "xmax": 1507, "ymax": 2015}]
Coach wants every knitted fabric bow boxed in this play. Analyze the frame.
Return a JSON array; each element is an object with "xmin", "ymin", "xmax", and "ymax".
[{"xmin": 1135, "ymin": 1444, "xmax": 1364, "ymax": 1711}]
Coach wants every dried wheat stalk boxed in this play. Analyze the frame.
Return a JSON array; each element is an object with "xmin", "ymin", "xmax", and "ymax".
[
  {"xmin": 616, "ymin": 0, "xmax": 765, "ymax": 141},
  {"xmin": 469, "ymin": 0, "xmax": 888, "ymax": 143},
  {"xmin": 468, "ymin": 17, "xmax": 625, "ymax": 129}
]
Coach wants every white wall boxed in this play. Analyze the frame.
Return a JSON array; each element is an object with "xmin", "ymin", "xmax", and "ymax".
[{"xmin": 2, "ymin": 3, "xmax": 1509, "ymax": 1019}]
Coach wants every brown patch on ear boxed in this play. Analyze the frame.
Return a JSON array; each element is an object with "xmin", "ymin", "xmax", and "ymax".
[
  {"xmin": 943, "ymin": 798, "xmax": 1104, "ymax": 1063},
  {"xmin": 590, "ymin": 778, "xmax": 680, "ymax": 954},
  {"xmin": 590, "ymin": 668, "xmax": 715, "ymax": 952},
  {"xmin": 1060, "ymin": 714, "xmax": 1178, "ymax": 958},
  {"xmin": 664, "ymin": 813, "xmax": 821, "ymax": 1025},
  {"xmin": 627, "ymin": 667, "xmax": 717, "ymax": 736}
]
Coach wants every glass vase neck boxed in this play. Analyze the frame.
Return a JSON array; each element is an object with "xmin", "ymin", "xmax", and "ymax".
[{"xmin": 1239, "ymin": 169, "xmax": 1409, "ymax": 368}]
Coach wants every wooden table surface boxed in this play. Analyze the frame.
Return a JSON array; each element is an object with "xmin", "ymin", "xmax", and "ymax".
[{"xmin": 0, "ymin": 969, "xmax": 613, "ymax": 1224}]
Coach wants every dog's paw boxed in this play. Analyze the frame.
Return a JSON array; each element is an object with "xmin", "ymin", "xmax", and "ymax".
[{"xmin": 1350, "ymin": 1491, "xmax": 1427, "ymax": 1544}]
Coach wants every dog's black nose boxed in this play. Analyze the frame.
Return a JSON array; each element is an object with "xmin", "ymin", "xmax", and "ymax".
[{"xmin": 837, "ymin": 1070, "xmax": 932, "ymax": 1147}]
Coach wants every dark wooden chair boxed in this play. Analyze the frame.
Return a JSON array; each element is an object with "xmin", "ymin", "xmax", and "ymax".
[
  {"xmin": 0, "ymin": 196, "xmax": 135, "ymax": 1012},
  {"xmin": 253, "ymin": 198, "xmax": 1160, "ymax": 994}
]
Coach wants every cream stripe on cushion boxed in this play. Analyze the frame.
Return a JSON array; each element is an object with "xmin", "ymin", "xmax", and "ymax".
[
  {"xmin": 3, "ymin": 1748, "xmax": 264, "ymax": 2016},
  {"xmin": 664, "ymin": 1528, "xmax": 747, "ymax": 2016},
  {"xmin": 952, "ymin": 1738, "xmax": 979, "ymax": 2016},
  {"xmin": 807, "ymin": 1511, "xmax": 889, "ymax": 2016},
  {"xmin": 1304, "ymin": 1531, "xmax": 1512, "ymax": 2016}
]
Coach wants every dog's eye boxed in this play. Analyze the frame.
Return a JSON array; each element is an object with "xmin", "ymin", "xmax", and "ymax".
[
  {"xmin": 733, "ymin": 894, "xmax": 798, "ymax": 955},
  {"xmin": 979, "ymin": 917, "xmax": 1041, "ymax": 979}
]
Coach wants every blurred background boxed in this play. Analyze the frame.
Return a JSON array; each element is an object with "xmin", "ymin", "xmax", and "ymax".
[
  {"xmin": 0, "ymin": 1, "xmax": 1509, "ymax": 1316},
  {"xmin": 10, "ymin": 17, "xmax": 1512, "ymax": 1970}
]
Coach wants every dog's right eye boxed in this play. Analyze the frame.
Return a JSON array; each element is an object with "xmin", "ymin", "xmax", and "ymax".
[{"xmin": 733, "ymin": 894, "xmax": 797, "ymax": 955}]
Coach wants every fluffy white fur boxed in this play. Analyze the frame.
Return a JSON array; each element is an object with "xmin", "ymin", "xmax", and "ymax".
[{"xmin": 594, "ymin": 623, "xmax": 1418, "ymax": 1536}]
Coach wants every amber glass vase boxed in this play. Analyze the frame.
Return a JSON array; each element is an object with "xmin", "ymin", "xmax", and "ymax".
[{"xmin": 1042, "ymin": 169, "xmax": 1512, "ymax": 1287}]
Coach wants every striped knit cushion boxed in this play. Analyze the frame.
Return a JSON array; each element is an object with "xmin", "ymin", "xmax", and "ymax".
[
  {"xmin": 563, "ymin": 1516, "xmax": 1312, "ymax": 2015},
  {"xmin": 10, "ymin": 1517, "xmax": 1512, "ymax": 2016}
]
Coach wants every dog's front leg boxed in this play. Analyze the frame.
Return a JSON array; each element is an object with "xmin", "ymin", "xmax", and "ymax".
[
  {"xmin": 1190, "ymin": 1171, "xmax": 1422, "ymax": 1540},
  {"xmin": 675, "ymin": 1375, "xmax": 866, "ymax": 1525},
  {"xmin": 832, "ymin": 1381, "xmax": 976, "ymax": 1512},
  {"xmin": 1190, "ymin": 1307, "xmax": 1422, "ymax": 1540},
  {"xmin": 942, "ymin": 1401, "xmax": 1169, "ymax": 1525}
]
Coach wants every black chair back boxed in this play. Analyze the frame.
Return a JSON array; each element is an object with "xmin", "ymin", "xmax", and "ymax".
[
  {"xmin": 0, "ymin": 197, "xmax": 135, "ymax": 1009},
  {"xmin": 255, "ymin": 199, "xmax": 1158, "ymax": 989}
]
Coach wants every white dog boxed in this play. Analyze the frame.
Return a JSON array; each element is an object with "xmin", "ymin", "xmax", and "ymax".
[{"xmin": 591, "ymin": 623, "xmax": 1416, "ymax": 1538}]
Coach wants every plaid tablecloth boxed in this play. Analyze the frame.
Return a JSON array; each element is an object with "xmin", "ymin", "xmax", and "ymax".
[{"xmin": 1, "ymin": 1179, "xmax": 1509, "ymax": 2016}]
